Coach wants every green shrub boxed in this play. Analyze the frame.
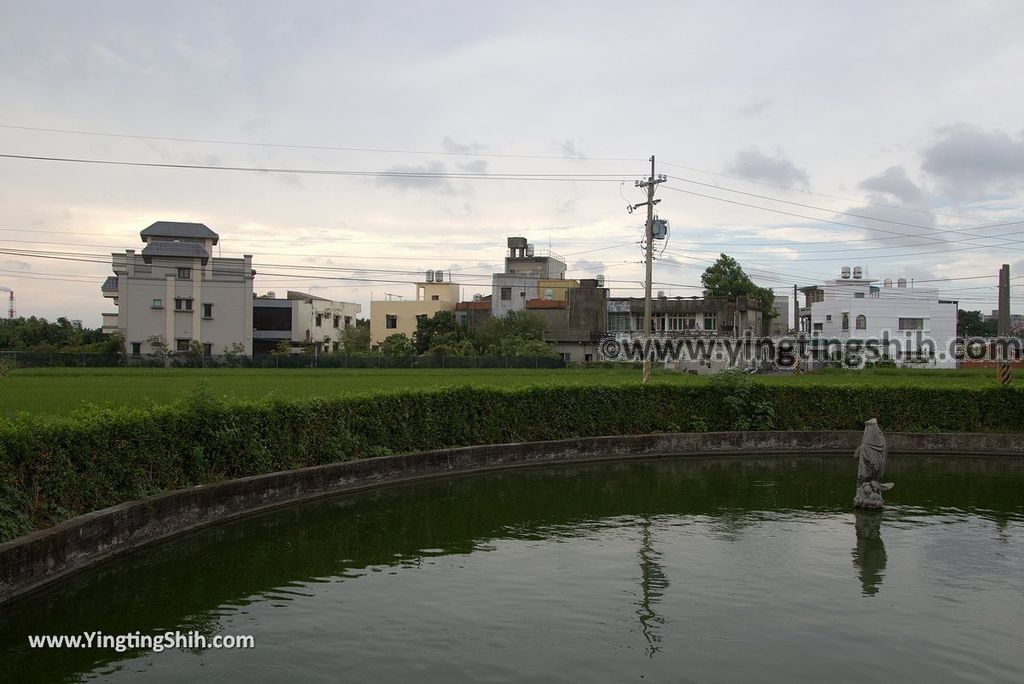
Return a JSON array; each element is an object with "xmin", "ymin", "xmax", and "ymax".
[{"xmin": 0, "ymin": 383, "xmax": 1021, "ymax": 541}]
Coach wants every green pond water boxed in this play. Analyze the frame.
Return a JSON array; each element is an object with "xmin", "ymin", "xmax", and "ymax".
[{"xmin": 2, "ymin": 454, "xmax": 1024, "ymax": 683}]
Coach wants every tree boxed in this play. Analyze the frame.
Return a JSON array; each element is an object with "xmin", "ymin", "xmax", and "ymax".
[
  {"xmin": 413, "ymin": 311, "xmax": 468, "ymax": 355},
  {"xmin": 701, "ymin": 254, "xmax": 774, "ymax": 311},
  {"xmin": 474, "ymin": 310, "xmax": 548, "ymax": 355},
  {"xmin": 270, "ymin": 339, "xmax": 292, "ymax": 357},
  {"xmin": 380, "ymin": 333, "xmax": 414, "ymax": 357},
  {"xmin": 958, "ymin": 309, "xmax": 998, "ymax": 338},
  {"xmin": 146, "ymin": 335, "xmax": 171, "ymax": 367},
  {"xmin": 222, "ymin": 342, "xmax": 247, "ymax": 367},
  {"xmin": 339, "ymin": 320, "xmax": 371, "ymax": 353}
]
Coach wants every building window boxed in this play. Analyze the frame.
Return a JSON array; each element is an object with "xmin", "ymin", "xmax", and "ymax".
[
  {"xmin": 608, "ymin": 312, "xmax": 631, "ymax": 332},
  {"xmin": 501, "ymin": 287, "xmax": 512, "ymax": 301},
  {"xmin": 202, "ymin": 343, "xmax": 212, "ymax": 357},
  {"xmin": 174, "ymin": 298, "xmax": 193, "ymax": 312},
  {"xmin": 203, "ymin": 303, "xmax": 213, "ymax": 318},
  {"xmin": 177, "ymin": 267, "xmax": 191, "ymax": 279},
  {"xmin": 813, "ymin": 322, "xmax": 823, "ymax": 331},
  {"xmin": 416, "ymin": 314, "xmax": 428, "ymax": 325},
  {"xmin": 131, "ymin": 342, "xmax": 141, "ymax": 357},
  {"xmin": 152, "ymin": 298, "xmax": 163, "ymax": 309},
  {"xmin": 176, "ymin": 338, "xmax": 191, "ymax": 352},
  {"xmin": 854, "ymin": 292, "xmax": 865, "ymax": 299},
  {"xmin": 344, "ymin": 316, "xmax": 352, "ymax": 327},
  {"xmin": 431, "ymin": 294, "xmax": 439, "ymax": 301},
  {"xmin": 333, "ymin": 315, "xmax": 340, "ymax": 328},
  {"xmin": 316, "ymin": 314, "xmax": 323, "ymax": 327},
  {"xmin": 703, "ymin": 314, "xmax": 717, "ymax": 331},
  {"xmin": 385, "ymin": 314, "xmax": 397, "ymax": 329},
  {"xmin": 842, "ymin": 313, "xmax": 849, "ymax": 331},
  {"xmin": 826, "ymin": 314, "xmax": 832, "ymax": 322},
  {"xmin": 856, "ymin": 314, "xmax": 867, "ymax": 330},
  {"xmin": 520, "ymin": 291, "xmax": 526, "ymax": 298},
  {"xmin": 899, "ymin": 317, "xmax": 924, "ymax": 331},
  {"xmin": 666, "ymin": 316, "xmax": 685, "ymax": 331}
]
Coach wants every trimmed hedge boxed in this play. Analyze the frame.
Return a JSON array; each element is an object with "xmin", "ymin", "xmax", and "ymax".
[{"xmin": 1, "ymin": 382, "xmax": 1023, "ymax": 541}]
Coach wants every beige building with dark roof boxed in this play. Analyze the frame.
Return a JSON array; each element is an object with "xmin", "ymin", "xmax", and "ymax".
[{"xmin": 103, "ymin": 221, "xmax": 255, "ymax": 358}]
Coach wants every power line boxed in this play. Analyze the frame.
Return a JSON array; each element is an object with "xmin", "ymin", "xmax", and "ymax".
[
  {"xmin": 666, "ymin": 174, "xmax": 1024, "ymax": 237},
  {"xmin": 0, "ymin": 153, "xmax": 632, "ymax": 182},
  {"xmin": 661, "ymin": 185, "xmax": 1024, "ymax": 251},
  {"xmin": 658, "ymin": 159, "xmax": 1003, "ymax": 223},
  {"xmin": 0, "ymin": 123, "xmax": 642, "ymax": 163}
]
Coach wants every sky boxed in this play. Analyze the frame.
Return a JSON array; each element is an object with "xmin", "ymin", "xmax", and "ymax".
[{"xmin": 2, "ymin": 0, "xmax": 1024, "ymax": 327}]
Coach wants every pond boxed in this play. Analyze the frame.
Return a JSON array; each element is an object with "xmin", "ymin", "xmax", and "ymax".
[{"xmin": 2, "ymin": 454, "xmax": 1023, "ymax": 682}]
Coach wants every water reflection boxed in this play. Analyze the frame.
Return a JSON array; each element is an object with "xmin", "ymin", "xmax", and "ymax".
[
  {"xmin": 1, "ymin": 454, "xmax": 1022, "ymax": 682},
  {"xmin": 852, "ymin": 510, "xmax": 887, "ymax": 596},
  {"xmin": 635, "ymin": 518, "xmax": 669, "ymax": 657}
]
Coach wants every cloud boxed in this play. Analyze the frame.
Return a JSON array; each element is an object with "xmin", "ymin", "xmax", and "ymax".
[
  {"xmin": 558, "ymin": 140, "xmax": 587, "ymax": 159},
  {"xmin": 375, "ymin": 161, "xmax": 454, "ymax": 194},
  {"xmin": 831, "ymin": 201, "xmax": 940, "ymax": 248},
  {"xmin": 922, "ymin": 124, "xmax": 1024, "ymax": 197},
  {"xmin": 858, "ymin": 166, "xmax": 924, "ymax": 203},
  {"xmin": 441, "ymin": 136, "xmax": 487, "ymax": 155},
  {"xmin": 737, "ymin": 99, "xmax": 773, "ymax": 117},
  {"xmin": 724, "ymin": 147, "xmax": 809, "ymax": 188},
  {"xmin": 571, "ymin": 259, "xmax": 605, "ymax": 273},
  {"xmin": 456, "ymin": 159, "xmax": 488, "ymax": 174}
]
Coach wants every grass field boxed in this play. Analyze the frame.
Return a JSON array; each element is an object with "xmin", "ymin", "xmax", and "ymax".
[{"xmin": 0, "ymin": 366, "xmax": 1009, "ymax": 419}]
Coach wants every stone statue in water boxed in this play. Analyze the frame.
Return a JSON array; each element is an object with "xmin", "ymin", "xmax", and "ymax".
[{"xmin": 853, "ymin": 418, "xmax": 893, "ymax": 509}]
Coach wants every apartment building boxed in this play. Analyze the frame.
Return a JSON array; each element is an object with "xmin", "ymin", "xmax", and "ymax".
[
  {"xmin": 369, "ymin": 274, "xmax": 460, "ymax": 347},
  {"xmin": 252, "ymin": 291, "xmax": 362, "ymax": 355},
  {"xmin": 103, "ymin": 221, "xmax": 254, "ymax": 357},
  {"xmin": 491, "ymin": 237, "xmax": 567, "ymax": 317},
  {"xmin": 798, "ymin": 266, "xmax": 958, "ymax": 367}
]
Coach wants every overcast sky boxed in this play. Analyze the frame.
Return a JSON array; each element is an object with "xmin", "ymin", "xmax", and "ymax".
[{"xmin": 2, "ymin": 0, "xmax": 1023, "ymax": 325}]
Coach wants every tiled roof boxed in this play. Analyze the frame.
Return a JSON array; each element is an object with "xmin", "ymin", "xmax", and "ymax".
[
  {"xmin": 141, "ymin": 242, "xmax": 210, "ymax": 261},
  {"xmin": 140, "ymin": 221, "xmax": 219, "ymax": 244},
  {"xmin": 101, "ymin": 276, "xmax": 119, "ymax": 291}
]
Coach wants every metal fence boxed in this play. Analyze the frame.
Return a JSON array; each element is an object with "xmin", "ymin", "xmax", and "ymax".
[{"xmin": 0, "ymin": 351, "xmax": 565, "ymax": 370}]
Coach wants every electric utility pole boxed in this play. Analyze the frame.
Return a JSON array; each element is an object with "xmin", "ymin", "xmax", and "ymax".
[
  {"xmin": 998, "ymin": 263, "xmax": 1011, "ymax": 385},
  {"xmin": 632, "ymin": 156, "xmax": 666, "ymax": 383}
]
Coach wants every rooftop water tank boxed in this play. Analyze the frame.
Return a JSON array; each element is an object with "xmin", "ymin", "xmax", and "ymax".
[
  {"xmin": 853, "ymin": 266, "xmax": 863, "ymax": 279},
  {"xmin": 841, "ymin": 266, "xmax": 851, "ymax": 279},
  {"xmin": 897, "ymin": 277, "xmax": 907, "ymax": 288},
  {"xmin": 435, "ymin": 270, "xmax": 444, "ymax": 283},
  {"xmin": 425, "ymin": 269, "xmax": 434, "ymax": 283}
]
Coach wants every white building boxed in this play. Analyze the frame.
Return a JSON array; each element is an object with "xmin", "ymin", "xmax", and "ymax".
[
  {"xmin": 103, "ymin": 221, "xmax": 254, "ymax": 358},
  {"xmin": 253, "ymin": 291, "xmax": 362, "ymax": 355},
  {"xmin": 798, "ymin": 267, "xmax": 958, "ymax": 368},
  {"xmin": 491, "ymin": 236, "xmax": 567, "ymax": 318}
]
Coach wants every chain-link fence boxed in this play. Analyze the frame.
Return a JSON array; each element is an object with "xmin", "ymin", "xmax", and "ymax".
[{"xmin": 0, "ymin": 350, "xmax": 565, "ymax": 370}]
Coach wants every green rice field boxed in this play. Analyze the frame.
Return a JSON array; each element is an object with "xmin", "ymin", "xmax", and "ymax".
[{"xmin": 0, "ymin": 366, "xmax": 1009, "ymax": 420}]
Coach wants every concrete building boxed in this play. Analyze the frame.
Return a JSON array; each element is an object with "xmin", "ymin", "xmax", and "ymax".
[
  {"xmin": 369, "ymin": 275, "xmax": 460, "ymax": 347},
  {"xmin": 607, "ymin": 295, "xmax": 767, "ymax": 336},
  {"xmin": 530, "ymin": 279, "xmax": 609, "ymax": 362},
  {"xmin": 768, "ymin": 295, "xmax": 790, "ymax": 336},
  {"xmin": 103, "ymin": 221, "xmax": 254, "ymax": 358},
  {"xmin": 798, "ymin": 267, "xmax": 958, "ymax": 367},
  {"xmin": 455, "ymin": 296, "xmax": 493, "ymax": 333},
  {"xmin": 491, "ymin": 237, "xmax": 567, "ymax": 318},
  {"xmin": 252, "ymin": 291, "xmax": 361, "ymax": 355}
]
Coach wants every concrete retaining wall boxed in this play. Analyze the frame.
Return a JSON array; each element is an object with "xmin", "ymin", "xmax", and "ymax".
[{"xmin": 2, "ymin": 430, "xmax": 1022, "ymax": 605}]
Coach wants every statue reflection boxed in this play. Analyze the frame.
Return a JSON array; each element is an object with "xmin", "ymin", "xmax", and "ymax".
[
  {"xmin": 636, "ymin": 517, "xmax": 669, "ymax": 657},
  {"xmin": 852, "ymin": 510, "xmax": 887, "ymax": 597}
]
